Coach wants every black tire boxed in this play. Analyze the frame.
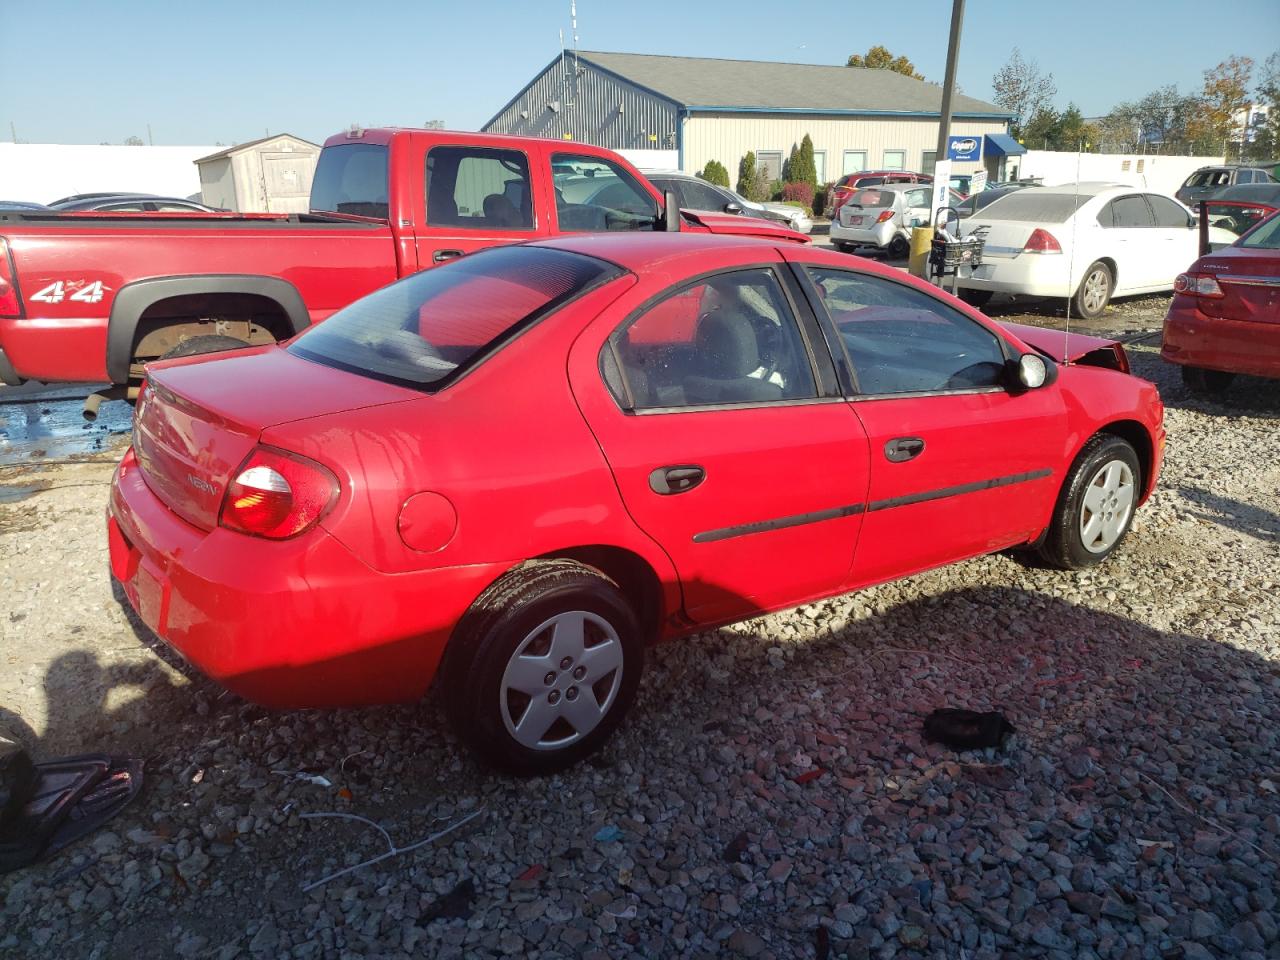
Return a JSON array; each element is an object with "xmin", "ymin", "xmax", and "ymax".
[
  {"xmin": 832, "ymin": 241, "xmax": 852, "ymax": 254},
  {"xmin": 887, "ymin": 235, "xmax": 911, "ymax": 260},
  {"xmin": 1071, "ymin": 261, "xmax": 1113, "ymax": 319},
  {"xmin": 1181, "ymin": 365, "xmax": 1236, "ymax": 396},
  {"xmin": 958, "ymin": 289, "xmax": 993, "ymax": 308},
  {"xmin": 440, "ymin": 559, "xmax": 644, "ymax": 776},
  {"xmin": 1039, "ymin": 434, "xmax": 1141, "ymax": 570},
  {"xmin": 159, "ymin": 335, "xmax": 251, "ymax": 360}
]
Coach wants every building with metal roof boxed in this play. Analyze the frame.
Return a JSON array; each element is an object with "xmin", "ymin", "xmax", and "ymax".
[{"xmin": 483, "ymin": 51, "xmax": 1018, "ymax": 186}]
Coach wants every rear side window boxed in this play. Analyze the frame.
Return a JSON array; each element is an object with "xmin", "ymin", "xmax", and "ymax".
[
  {"xmin": 311, "ymin": 143, "xmax": 389, "ymax": 219},
  {"xmin": 425, "ymin": 146, "xmax": 533, "ymax": 230},
  {"xmin": 289, "ymin": 247, "xmax": 617, "ymax": 390},
  {"xmin": 1106, "ymin": 196, "xmax": 1155, "ymax": 228},
  {"xmin": 1147, "ymin": 194, "xmax": 1191, "ymax": 227}
]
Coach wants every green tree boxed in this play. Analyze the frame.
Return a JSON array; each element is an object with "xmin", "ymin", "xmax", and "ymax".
[
  {"xmin": 736, "ymin": 151, "xmax": 757, "ymax": 197},
  {"xmin": 700, "ymin": 159, "xmax": 730, "ymax": 188},
  {"xmin": 783, "ymin": 143, "xmax": 799, "ymax": 182},
  {"xmin": 1251, "ymin": 51, "xmax": 1280, "ymax": 161},
  {"xmin": 846, "ymin": 45, "xmax": 924, "ymax": 80},
  {"xmin": 795, "ymin": 134, "xmax": 818, "ymax": 188}
]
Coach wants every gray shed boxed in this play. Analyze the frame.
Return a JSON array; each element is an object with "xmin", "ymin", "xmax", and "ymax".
[{"xmin": 195, "ymin": 134, "xmax": 320, "ymax": 213}]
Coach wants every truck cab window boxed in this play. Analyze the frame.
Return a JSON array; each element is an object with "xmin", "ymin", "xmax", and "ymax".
[{"xmin": 425, "ymin": 147, "xmax": 533, "ymax": 230}]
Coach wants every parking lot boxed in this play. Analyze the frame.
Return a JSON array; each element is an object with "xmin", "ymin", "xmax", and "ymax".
[{"xmin": 2, "ymin": 293, "xmax": 1277, "ymax": 960}]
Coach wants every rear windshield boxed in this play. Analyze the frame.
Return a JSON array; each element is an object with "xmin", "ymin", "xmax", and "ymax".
[
  {"xmin": 850, "ymin": 188, "xmax": 893, "ymax": 208},
  {"xmin": 289, "ymin": 247, "xmax": 618, "ymax": 389},
  {"xmin": 975, "ymin": 192, "xmax": 1092, "ymax": 223},
  {"xmin": 1238, "ymin": 212, "xmax": 1280, "ymax": 250},
  {"xmin": 311, "ymin": 143, "xmax": 389, "ymax": 219}
]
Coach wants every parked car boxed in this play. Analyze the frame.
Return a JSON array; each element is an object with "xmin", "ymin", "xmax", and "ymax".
[
  {"xmin": 826, "ymin": 170, "xmax": 932, "ymax": 218},
  {"xmin": 643, "ymin": 171, "xmax": 813, "ymax": 234},
  {"xmin": 0, "ymin": 128, "xmax": 806, "ymax": 391},
  {"xmin": 0, "ymin": 201, "xmax": 49, "ymax": 211},
  {"xmin": 955, "ymin": 183, "xmax": 1039, "ymax": 219},
  {"xmin": 1198, "ymin": 183, "xmax": 1280, "ymax": 242},
  {"xmin": 108, "ymin": 232, "xmax": 1164, "ymax": 774},
  {"xmin": 47, "ymin": 193, "xmax": 222, "ymax": 213},
  {"xmin": 949, "ymin": 174, "xmax": 972, "ymax": 198},
  {"xmin": 1162, "ymin": 209, "xmax": 1280, "ymax": 395},
  {"xmin": 829, "ymin": 183, "xmax": 934, "ymax": 257},
  {"xmin": 1175, "ymin": 165, "xmax": 1277, "ymax": 208},
  {"xmin": 955, "ymin": 184, "xmax": 1235, "ymax": 317}
]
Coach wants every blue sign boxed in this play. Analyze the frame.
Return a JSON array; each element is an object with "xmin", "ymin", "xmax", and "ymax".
[{"xmin": 947, "ymin": 135, "xmax": 982, "ymax": 162}]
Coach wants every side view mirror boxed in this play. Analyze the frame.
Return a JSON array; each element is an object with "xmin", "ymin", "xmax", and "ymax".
[
  {"xmin": 1013, "ymin": 353, "xmax": 1053, "ymax": 389},
  {"xmin": 724, "ymin": 201, "xmax": 743, "ymax": 215},
  {"xmin": 662, "ymin": 189, "xmax": 681, "ymax": 233}
]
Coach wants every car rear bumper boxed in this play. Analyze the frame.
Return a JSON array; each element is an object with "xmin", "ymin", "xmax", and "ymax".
[
  {"xmin": 108, "ymin": 448, "xmax": 508, "ymax": 708},
  {"xmin": 955, "ymin": 254, "xmax": 1072, "ymax": 298},
  {"xmin": 1161, "ymin": 301, "xmax": 1280, "ymax": 379},
  {"xmin": 829, "ymin": 220, "xmax": 895, "ymax": 247}
]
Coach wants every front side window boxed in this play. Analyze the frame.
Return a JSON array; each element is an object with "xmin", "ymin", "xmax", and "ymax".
[
  {"xmin": 678, "ymin": 179, "xmax": 732, "ymax": 212},
  {"xmin": 807, "ymin": 268, "xmax": 1008, "ymax": 395},
  {"xmin": 290, "ymin": 246, "xmax": 616, "ymax": 390},
  {"xmin": 603, "ymin": 269, "xmax": 818, "ymax": 410},
  {"xmin": 425, "ymin": 146, "xmax": 532, "ymax": 230},
  {"xmin": 552, "ymin": 153, "xmax": 659, "ymax": 232}
]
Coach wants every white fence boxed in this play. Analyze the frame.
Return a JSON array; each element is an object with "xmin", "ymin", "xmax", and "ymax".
[
  {"xmin": 1014, "ymin": 151, "xmax": 1225, "ymax": 198},
  {"xmin": 0, "ymin": 143, "xmax": 219, "ymax": 205}
]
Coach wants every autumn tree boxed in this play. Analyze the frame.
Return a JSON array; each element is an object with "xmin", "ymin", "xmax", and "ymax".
[
  {"xmin": 991, "ymin": 48, "xmax": 1057, "ymax": 139},
  {"xmin": 1187, "ymin": 55, "xmax": 1254, "ymax": 151},
  {"xmin": 699, "ymin": 159, "xmax": 730, "ymax": 188},
  {"xmin": 846, "ymin": 45, "xmax": 924, "ymax": 80},
  {"xmin": 1249, "ymin": 50, "xmax": 1279, "ymax": 160}
]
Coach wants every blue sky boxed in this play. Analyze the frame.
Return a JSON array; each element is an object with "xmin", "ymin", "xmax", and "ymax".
[{"xmin": 2, "ymin": 0, "xmax": 1277, "ymax": 145}]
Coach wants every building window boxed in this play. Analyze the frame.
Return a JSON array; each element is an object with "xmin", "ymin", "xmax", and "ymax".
[
  {"xmin": 842, "ymin": 150, "xmax": 867, "ymax": 175},
  {"xmin": 813, "ymin": 150, "xmax": 827, "ymax": 184},
  {"xmin": 922, "ymin": 150, "xmax": 937, "ymax": 176},
  {"xmin": 883, "ymin": 150, "xmax": 906, "ymax": 171},
  {"xmin": 756, "ymin": 151, "xmax": 783, "ymax": 182}
]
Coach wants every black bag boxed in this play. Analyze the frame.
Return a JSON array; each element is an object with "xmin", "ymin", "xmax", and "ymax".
[{"xmin": 923, "ymin": 709, "xmax": 1015, "ymax": 750}]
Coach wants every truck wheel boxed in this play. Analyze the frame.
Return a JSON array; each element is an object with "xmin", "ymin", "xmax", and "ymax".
[
  {"xmin": 440, "ymin": 560, "xmax": 644, "ymax": 776},
  {"xmin": 1181, "ymin": 365, "xmax": 1235, "ymax": 396},
  {"xmin": 159, "ymin": 335, "xmax": 252, "ymax": 361},
  {"xmin": 1039, "ymin": 433, "xmax": 1140, "ymax": 570}
]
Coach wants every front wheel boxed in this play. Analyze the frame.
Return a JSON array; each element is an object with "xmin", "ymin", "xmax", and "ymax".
[
  {"xmin": 440, "ymin": 560, "xmax": 643, "ymax": 775},
  {"xmin": 1039, "ymin": 434, "xmax": 1141, "ymax": 569},
  {"xmin": 1071, "ymin": 262, "xmax": 1113, "ymax": 319},
  {"xmin": 1181, "ymin": 365, "xmax": 1235, "ymax": 396}
]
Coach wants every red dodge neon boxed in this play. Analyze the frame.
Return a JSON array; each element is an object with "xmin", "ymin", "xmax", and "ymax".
[{"xmin": 109, "ymin": 233, "xmax": 1165, "ymax": 773}]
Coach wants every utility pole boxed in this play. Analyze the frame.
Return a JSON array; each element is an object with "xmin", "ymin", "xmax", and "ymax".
[
  {"xmin": 147, "ymin": 123, "xmax": 153, "ymax": 145},
  {"xmin": 929, "ymin": 0, "xmax": 965, "ymax": 227},
  {"xmin": 9, "ymin": 122, "xmax": 16, "ymax": 144}
]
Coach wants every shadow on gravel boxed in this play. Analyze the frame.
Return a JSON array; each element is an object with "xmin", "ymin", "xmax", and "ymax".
[
  {"xmin": 1176, "ymin": 486, "xmax": 1280, "ymax": 544},
  {"xmin": 1156, "ymin": 371, "xmax": 1280, "ymax": 421},
  {"xmin": 4, "ymin": 581, "xmax": 1278, "ymax": 957}
]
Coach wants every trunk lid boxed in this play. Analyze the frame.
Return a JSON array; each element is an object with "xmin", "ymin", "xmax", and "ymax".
[
  {"xmin": 135, "ymin": 345, "xmax": 416, "ymax": 529},
  {"xmin": 960, "ymin": 217, "xmax": 1041, "ymax": 259},
  {"xmin": 681, "ymin": 209, "xmax": 810, "ymax": 243},
  {"xmin": 1198, "ymin": 246, "xmax": 1280, "ymax": 325}
]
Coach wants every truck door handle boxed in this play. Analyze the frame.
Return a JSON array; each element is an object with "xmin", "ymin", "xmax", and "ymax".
[
  {"xmin": 884, "ymin": 437, "xmax": 925, "ymax": 462},
  {"xmin": 649, "ymin": 465, "xmax": 705, "ymax": 495},
  {"xmin": 433, "ymin": 249, "xmax": 464, "ymax": 263}
]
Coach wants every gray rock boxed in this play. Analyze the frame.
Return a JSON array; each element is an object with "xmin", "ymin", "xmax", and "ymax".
[{"xmin": 726, "ymin": 928, "xmax": 766, "ymax": 957}]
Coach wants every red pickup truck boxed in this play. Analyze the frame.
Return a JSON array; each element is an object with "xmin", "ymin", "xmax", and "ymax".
[{"xmin": 0, "ymin": 128, "xmax": 806, "ymax": 391}]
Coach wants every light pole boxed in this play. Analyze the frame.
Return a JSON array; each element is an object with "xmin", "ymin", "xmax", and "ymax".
[{"xmin": 929, "ymin": 0, "xmax": 966, "ymax": 227}]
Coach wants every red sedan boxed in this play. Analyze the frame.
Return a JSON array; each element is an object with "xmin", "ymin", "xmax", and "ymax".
[
  {"xmin": 109, "ymin": 234, "xmax": 1165, "ymax": 774},
  {"xmin": 1163, "ymin": 210, "xmax": 1280, "ymax": 394}
]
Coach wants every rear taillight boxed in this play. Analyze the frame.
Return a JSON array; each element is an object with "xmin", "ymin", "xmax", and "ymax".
[
  {"xmin": 876, "ymin": 209, "xmax": 895, "ymax": 223},
  {"xmin": 1173, "ymin": 272, "xmax": 1224, "ymax": 298},
  {"xmin": 1023, "ymin": 229, "xmax": 1062, "ymax": 254},
  {"xmin": 220, "ymin": 446, "xmax": 338, "ymax": 540},
  {"xmin": 0, "ymin": 238, "xmax": 22, "ymax": 319}
]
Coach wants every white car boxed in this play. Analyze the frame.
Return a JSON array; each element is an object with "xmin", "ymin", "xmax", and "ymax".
[
  {"xmin": 954, "ymin": 183, "xmax": 1235, "ymax": 318},
  {"xmin": 643, "ymin": 171, "xmax": 814, "ymax": 234},
  {"xmin": 829, "ymin": 183, "xmax": 933, "ymax": 259}
]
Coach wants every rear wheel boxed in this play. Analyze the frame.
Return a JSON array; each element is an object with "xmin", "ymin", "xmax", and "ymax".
[
  {"xmin": 1071, "ymin": 261, "xmax": 1113, "ymax": 319},
  {"xmin": 159, "ymin": 335, "xmax": 251, "ymax": 360},
  {"xmin": 832, "ymin": 241, "xmax": 853, "ymax": 254},
  {"xmin": 1181, "ymin": 365, "xmax": 1235, "ymax": 396},
  {"xmin": 1039, "ymin": 434, "xmax": 1140, "ymax": 569},
  {"xmin": 887, "ymin": 235, "xmax": 911, "ymax": 259},
  {"xmin": 440, "ymin": 560, "xmax": 643, "ymax": 775}
]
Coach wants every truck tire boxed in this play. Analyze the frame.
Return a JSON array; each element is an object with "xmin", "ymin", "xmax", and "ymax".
[
  {"xmin": 1181, "ymin": 365, "xmax": 1235, "ymax": 396},
  {"xmin": 159, "ymin": 335, "xmax": 252, "ymax": 361}
]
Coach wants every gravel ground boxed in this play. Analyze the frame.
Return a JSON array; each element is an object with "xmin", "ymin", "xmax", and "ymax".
[{"xmin": 1, "ymin": 294, "xmax": 1278, "ymax": 960}]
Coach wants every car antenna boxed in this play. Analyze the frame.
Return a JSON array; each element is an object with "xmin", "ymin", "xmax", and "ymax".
[{"xmin": 1062, "ymin": 146, "xmax": 1083, "ymax": 364}]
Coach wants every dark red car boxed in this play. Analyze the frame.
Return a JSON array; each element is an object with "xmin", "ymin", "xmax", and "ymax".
[
  {"xmin": 109, "ymin": 233, "xmax": 1164, "ymax": 774},
  {"xmin": 1163, "ymin": 210, "xmax": 1280, "ymax": 394},
  {"xmin": 826, "ymin": 171, "xmax": 933, "ymax": 219}
]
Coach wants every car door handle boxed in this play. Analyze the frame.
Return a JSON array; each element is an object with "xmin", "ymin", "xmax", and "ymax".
[
  {"xmin": 433, "ymin": 249, "xmax": 464, "ymax": 263},
  {"xmin": 884, "ymin": 437, "xmax": 925, "ymax": 463},
  {"xmin": 649, "ymin": 465, "xmax": 705, "ymax": 495}
]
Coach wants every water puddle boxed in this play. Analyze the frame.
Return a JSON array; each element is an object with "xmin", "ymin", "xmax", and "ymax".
[{"xmin": 0, "ymin": 384, "xmax": 132, "ymax": 466}]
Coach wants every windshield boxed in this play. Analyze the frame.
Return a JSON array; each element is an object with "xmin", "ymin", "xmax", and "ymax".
[
  {"xmin": 974, "ymin": 192, "xmax": 1092, "ymax": 223},
  {"xmin": 289, "ymin": 247, "xmax": 618, "ymax": 389},
  {"xmin": 1238, "ymin": 212, "xmax": 1280, "ymax": 250}
]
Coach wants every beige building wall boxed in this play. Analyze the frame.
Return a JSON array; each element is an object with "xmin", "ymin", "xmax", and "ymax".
[{"xmin": 681, "ymin": 114, "xmax": 1005, "ymax": 182}]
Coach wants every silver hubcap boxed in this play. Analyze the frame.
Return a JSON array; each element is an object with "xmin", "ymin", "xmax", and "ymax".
[
  {"xmin": 1081, "ymin": 269, "xmax": 1109, "ymax": 314},
  {"xmin": 1079, "ymin": 459, "xmax": 1135, "ymax": 554},
  {"xmin": 500, "ymin": 611, "xmax": 624, "ymax": 751}
]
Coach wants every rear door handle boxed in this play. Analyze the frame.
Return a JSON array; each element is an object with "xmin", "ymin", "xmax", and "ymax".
[
  {"xmin": 649, "ymin": 465, "xmax": 705, "ymax": 495},
  {"xmin": 885, "ymin": 437, "xmax": 925, "ymax": 462},
  {"xmin": 433, "ymin": 249, "xmax": 464, "ymax": 263}
]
